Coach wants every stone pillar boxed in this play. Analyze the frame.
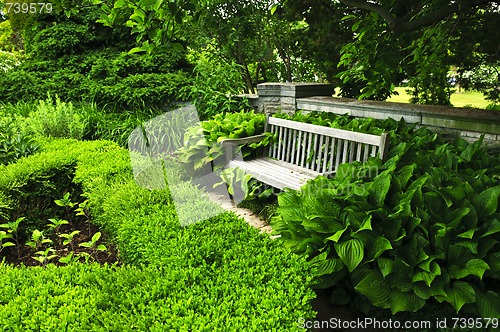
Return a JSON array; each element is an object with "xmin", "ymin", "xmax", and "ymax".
[{"xmin": 254, "ymin": 82, "xmax": 333, "ymax": 114}]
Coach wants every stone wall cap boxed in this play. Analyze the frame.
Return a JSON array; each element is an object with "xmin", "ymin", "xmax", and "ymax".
[{"xmin": 299, "ymin": 96, "xmax": 500, "ymax": 124}]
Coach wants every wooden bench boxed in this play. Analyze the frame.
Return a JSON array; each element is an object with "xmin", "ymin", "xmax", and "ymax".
[{"xmin": 221, "ymin": 115, "xmax": 389, "ymax": 190}]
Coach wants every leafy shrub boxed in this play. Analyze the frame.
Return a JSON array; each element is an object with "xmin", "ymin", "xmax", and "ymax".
[
  {"xmin": 0, "ymin": 6, "xmax": 192, "ymax": 108},
  {"xmin": 271, "ymin": 114, "xmax": 500, "ymax": 317},
  {"xmin": 460, "ymin": 64, "xmax": 500, "ymax": 104},
  {"xmin": 485, "ymin": 103, "xmax": 500, "ymax": 111},
  {"xmin": 176, "ymin": 110, "xmax": 272, "ymax": 170},
  {"xmin": 24, "ymin": 95, "xmax": 87, "ymax": 139},
  {"xmin": 179, "ymin": 50, "xmax": 248, "ymax": 119},
  {"xmin": 0, "ymin": 138, "xmax": 316, "ymax": 329},
  {"xmin": 92, "ymin": 71, "xmax": 191, "ymax": 109},
  {"xmin": 1, "ymin": 99, "xmax": 152, "ymax": 148},
  {"xmin": 0, "ymin": 50, "xmax": 21, "ymax": 72},
  {"xmin": 0, "ymin": 50, "xmax": 192, "ymax": 108},
  {"xmin": 0, "ymin": 20, "xmax": 17, "ymax": 52},
  {"xmin": 0, "ymin": 132, "xmax": 40, "ymax": 166},
  {"xmin": 0, "ymin": 107, "xmax": 39, "ymax": 165}
]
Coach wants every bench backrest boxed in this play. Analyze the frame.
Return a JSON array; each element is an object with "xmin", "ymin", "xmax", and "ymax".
[{"xmin": 266, "ymin": 116, "xmax": 389, "ymax": 174}]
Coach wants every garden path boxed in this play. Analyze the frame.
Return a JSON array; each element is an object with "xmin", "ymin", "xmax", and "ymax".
[{"xmin": 206, "ymin": 192, "xmax": 273, "ymax": 234}]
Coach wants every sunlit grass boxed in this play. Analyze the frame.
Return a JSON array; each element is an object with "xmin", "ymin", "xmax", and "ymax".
[{"xmin": 387, "ymin": 87, "xmax": 491, "ymax": 109}]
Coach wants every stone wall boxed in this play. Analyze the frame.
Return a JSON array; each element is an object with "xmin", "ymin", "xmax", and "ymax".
[{"xmin": 246, "ymin": 83, "xmax": 500, "ymax": 150}]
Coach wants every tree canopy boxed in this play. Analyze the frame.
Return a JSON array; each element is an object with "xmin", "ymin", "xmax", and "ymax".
[{"xmin": 1, "ymin": 0, "xmax": 499, "ymax": 106}]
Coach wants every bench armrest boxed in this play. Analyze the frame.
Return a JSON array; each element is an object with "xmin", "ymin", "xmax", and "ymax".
[
  {"xmin": 220, "ymin": 134, "xmax": 267, "ymax": 147},
  {"xmin": 323, "ymin": 170, "xmax": 335, "ymax": 178},
  {"xmin": 220, "ymin": 134, "xmax": 267, "ymax": 162}
]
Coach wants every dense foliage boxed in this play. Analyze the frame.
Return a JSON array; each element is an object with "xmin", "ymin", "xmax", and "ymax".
[
  {"xmin": 0, "ymin": 6, "xmax": 192, "ymax": 108},
  {"xmin": 0, "ymin": 105, "xmax": 39, "ymax": 166},
  {"xmin": 271, "ymin": 112, "xmax": 500, "ymax": 317},
  {"xmin": 0, "ymin": 138, "xmax": 316, "ymax": 330},
  {"xmin": 176, "ymin": 110, "xmax": 272, "ymax": 170},
  {"xmin": 2, "ymin": 0, "xmax": 498, "ymax": 107},
  {"xmin": 1, "ymin": 98, "xmax": 171, "ymax": 148}
]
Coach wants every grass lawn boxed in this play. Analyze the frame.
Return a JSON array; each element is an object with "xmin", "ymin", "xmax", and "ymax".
[{"xmin": 387, "ymin": 87, "xmax": 491, "ymax": 109}]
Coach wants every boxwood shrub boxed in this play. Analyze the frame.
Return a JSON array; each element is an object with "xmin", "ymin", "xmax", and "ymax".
[{"xmin": 0, "ymin": 138, "xmax": 315, "ymax": 331}]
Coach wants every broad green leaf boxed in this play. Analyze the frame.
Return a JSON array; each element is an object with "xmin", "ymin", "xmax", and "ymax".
[
  {"xmin": 397, "ymin": 164, "xmax": 416, "ymax": 189},
  {"xmin": 485, "ymin": 251, "xmax": 500, "ymax": 274},
  {"xmin": 413, "ymin": 281, "xmax": 447, "ymax": 300},
  {"xmin": 114, "ymin": 0, "xmax": 127, "ymax": 8},
  {"xmin": 445, "ymin": 207, "xmax": 470, "ymax": 228},
  {"xmin": 473, "ymin": 186, "xmax": 500, "ymax": 218},
  {"xmin": 478, "ymin": 238, "xmax": 498, "ymax": 258},
  {"xmin": 355, "ymin": 271, "xmax": 390, "ymax": 308},
  {"xmin": 59, "ymin": 252, "xmax": 74, "ymax": 264},
  {"xmin": 277, "ymin": 191, "xmax": 301, "ymax": 208},
  {"xmin": 480, "ymin": 217, "xmax": 500, "ymax": 238},
  {"xmin": 326, "ymin": 223, "xmax": 349, "ymax": 243},
  {"xmin": 425, "ymin": 192, "xmax": 446, "ymax": 217},
  {"xmin": 153, "ymin": 0, "xmax": 163, "ymax": 11},
  {"xmin": 352, "ymin": 20, "xmax": 361, "ymax": 32},
  {"xmin": 407, "ymin": 175, "xmax": 428, "ymax": 191},
  {"xmin": 141, "ymin": 0, "xmax": 158, "ymax": 6},
  {"xmin": 370, "ymin": 171, "xmax": 391, "ymax": 205},
  {"xmin": 92, "ymin": 232, "xmax": 101, "ymax": 243},
  {"xmin": 389, "ymin": 189, "xmax": 415, "ymax": 218},
  {"xmin": 448, "ymin": 244, "xmax": 474, "ymax": 267},
  {"xmin": 270, "ymin": 3, "xmax": 279, "ymax": 15},
  {"xmin": 334, "ymin": 239, "xmax": 364, "ymax": 272},
  {"xmin": 389, "ymin": 289, "xmax": 426, "ymax": 314},
  {"xmin": 341, "ymin": 14, "xmax": 357, "ymax": 21},
  {"xmin": 412, "ymin": 261, "xmax": 441, "ymax": 287},
  {"xmin": 366, "ymin": 236, "xmax": 392, "ymax": 262},
  {"xmin": 456, "ymin": 240, "xmax": 478, "ymax": 255},
  {"xmin": 354, "ymin": 215, "xmax": 372, "ymax": 233},
  {"xmin": 377, "ymin": 257, "xmax": 394, "ymax": 278},
  {"xmin": 476, "ymin": 291, "xmax": 500, "ymax": 318},
  {"xmin": 445, "ymin": 281, "xmax": 475, "ymax": 313},
  {"xmin": 443, "ymin": 186, "xmax": 466, "ymax": 202},
  {"xmin": 399, "ymin": 237, "xmax": 422, "ymax": 266},
  {"xmin": 457, "ymin": 229, "xmax": 475, "ymax": 239},
  {"xmin": 418, "ymin": 256, "xmax": 438, "ymax": 273},
  {"xmin": 448, "ymin": 259, "xmax": 489, "ymax": 280},
  {"xmin": 131, "ymin": 8, "xmax": 146, "ymax": 23},
  {"xmin": 278, "ymin": 206, "xmax": 305, "ymax": 222},
  {"xmin": 392, "ymin": 259, "xmax": 414, "ymax": 292},
  {"xmin": 310, "ymin": 252, "xmax": 345, "ymax": 276},
  {"xmin": 406, "ymin": 217, "xmax": 421, "ymax": 234},
  {"xmin": 302, "ymin": 219, "xmax": 330, "ymax": 233}
]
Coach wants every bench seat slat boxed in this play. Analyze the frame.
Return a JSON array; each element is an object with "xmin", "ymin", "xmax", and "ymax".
[
  {"xmin": 248, "ymin": 159, "xmax": 317, "ymax": 181},
  {"xmin": 228, "ymin": 158, "xmax": 318, "ymax": 190}
]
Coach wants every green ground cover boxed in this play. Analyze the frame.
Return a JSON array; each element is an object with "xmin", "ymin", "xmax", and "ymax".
[{"xmin": 0, "ymin": 138, "xmax": 315, "ymax": 331}]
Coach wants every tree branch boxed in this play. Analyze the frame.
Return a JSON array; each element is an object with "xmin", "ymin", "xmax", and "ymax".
[
  {"xmin": 339, "ymin": 0, "xmax": 396, "ymax": 25},
  {"xmin": 398, "ymin": 0, "xmax": 495, "ymax": 32},
  {"xmin": 339, "ymin": 0, "xmax": 498, "ymax": 33}
]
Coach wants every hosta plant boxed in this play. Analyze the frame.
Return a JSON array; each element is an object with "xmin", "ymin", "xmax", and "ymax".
[
  {"xmin": 272, "ymin": 122, "xmax": 500, "ymax": 318},
  {"xmin": 175, "ymin": 110, "xmax": 273, "ymax": 171}
]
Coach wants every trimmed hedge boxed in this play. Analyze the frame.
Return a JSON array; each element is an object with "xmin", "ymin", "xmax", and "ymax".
[{"xmin": 0, "ymin": 138, "xmax": 315, "ymax": 331}]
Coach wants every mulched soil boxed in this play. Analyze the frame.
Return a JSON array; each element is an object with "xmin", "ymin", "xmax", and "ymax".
[{"xmin": 1, "ymin": 218, "xmax": 119, "ymax": 267}]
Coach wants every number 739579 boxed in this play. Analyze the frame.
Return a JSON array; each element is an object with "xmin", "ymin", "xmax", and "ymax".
[{"xmin": 3, "ymin": 2, "xmax": 53, "ymax": 14}]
